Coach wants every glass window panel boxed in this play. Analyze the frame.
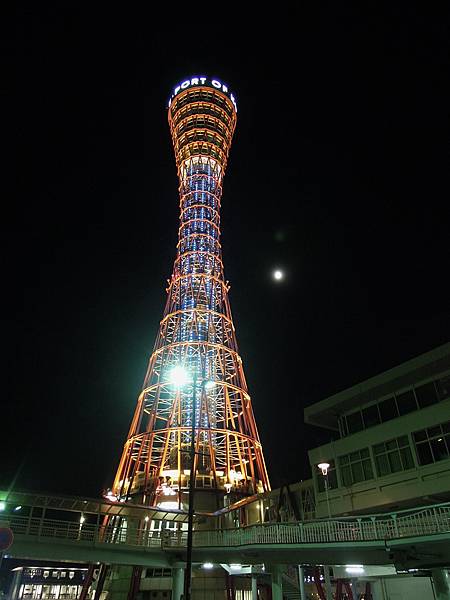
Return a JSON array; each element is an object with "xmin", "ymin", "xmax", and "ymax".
[
  {"xmin": 430, "ymin": 437, "xmax": 449, "ymax": 462},
  {"xmin": 397, "ymin": 435, "xmax": 408, "ymax": 447},
  {"xmin": 386, "ymin": 440, "xmax": 397, "ymax": 451},
  {"xmin": 396, "ymin": 390, "xmax": 417, "ymax": 415},
  {"xmin": 373, "ymin": 443, "xmax": 385, "ymax": 455},
  {"xmin": 400, "ymin": 447, "xmax": 414, "ymax": 469},
  {"xmin": 363, "ymin": 459, "xmax": 373, "ymax": 479},
  {"xmin": 360, "ymin": 448, "xmax": 369, "ymax": 458},
  {"xmin": 316, "ymin": 472, "xmax": 326, "ymax": 492},
  {"xmin": 376, "ymin": 454, "xmax": 390, "ymax": 476},
  {"xmin": 415, "ymin": 382, "xmax": 438, "ymax": 408},
  {"xmin": 413, "ymin": 429, "xmax": 427, "ymax": 442},
  {"xmin": 388, "ymin": 451, "xmax": 402, "ymax": 473},
  {"xmin": 349, "ymin": 451, "xmax": 360, "ymax": 462},
  {"xmin": 351, "ymin": 461, "xmax": 364, "ymax": 483},
  {"xmin": 340, "ymin": 417, "xmax": 348, "ymax": 437},
  {"xmin": 427, "ymin": 425, "xmax": 442, "ymax": 438},
  {"xmin": 362, "ymin": 404, "xmax": 380, "ymax": 428},
  {"xmin": 379, "ymin": 397, "xmax": 398, "ymax": 422},
  {"xmin": 416, "ymin": 442, "xmax": 433, "ymax": 465},
  {"xmin": 340, "ymin": 455, "xmax": 349, "ymax": 465},
  {"xmin": 328, "ymin": 469, "xmax": 338, "ymax": 489},
  {"xmin": 346, "ymin": 411, "xmax": 364, "ymax": 433},
  {"xmin": 341, "ymin": 465, "xmax": 352, "ymax": 486},
  {"xmin": 436, "ymin": 376, "xmax": 450, "ymax": 400},
  {"xmin": 442, "ymin": 422, "xmax": 450, "ymax": 434}
]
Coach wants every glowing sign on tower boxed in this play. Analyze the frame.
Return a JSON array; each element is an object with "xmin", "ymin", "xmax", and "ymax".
[{"xmin": 168, "ymin": 76, "xmax": 237, "ymax": 112}]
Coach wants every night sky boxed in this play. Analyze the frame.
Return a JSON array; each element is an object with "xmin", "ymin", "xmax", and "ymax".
[{"xmin": 4, "ymin": 8, "xmax": 449, "ymax": 497}]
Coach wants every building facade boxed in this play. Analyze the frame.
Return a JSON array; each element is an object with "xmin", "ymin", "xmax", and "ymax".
[{"xmin": 304, "ymin": 342, "xmax": 450, "ymax": 518}]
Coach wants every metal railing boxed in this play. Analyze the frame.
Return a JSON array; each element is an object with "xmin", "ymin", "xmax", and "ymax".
[{"xmin": 3, "ymin": 502, "xmax": 450, "ymax": 551}]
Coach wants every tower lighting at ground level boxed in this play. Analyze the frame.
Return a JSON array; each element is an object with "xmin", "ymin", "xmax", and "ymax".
[{"xmin": 0, "ymin": 502, "xmax": 6, "ymax": 511}]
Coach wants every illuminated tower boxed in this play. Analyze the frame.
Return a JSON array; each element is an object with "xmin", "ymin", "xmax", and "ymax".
[{"xmin": 112, "ymin": 77, "xmax": 270, "ymax": 511}]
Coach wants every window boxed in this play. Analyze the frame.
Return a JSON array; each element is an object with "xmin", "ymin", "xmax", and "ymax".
[
  {"xmin": 415, "ymin": 382, "xmax": 438, "ymax": 408},
  {"xmin": 316, "ymin": 460, "xmax": 338, "ymax": 492},
  {"xmin": 378, "ymin": 397, "xmax": 399, "ymax": 422},
  {"xmin": 362, "ymin": 404, "xmax": 380, "ymax": 428},
  {"xmin": 436, "ymin": 375, "xmax": 450, "ymax": 401},
  {"xmin": 338, "ymin": 448, "xmax": 373, "ymax": 486},
  {"xmin": 373, "ymin": 436, "xmax": 414, "ymax": 476},
  {"xmin": 413, "ymin": 421, "xmax": 450, "ymax": 465},
  {"xmin": 339, "ymin": 375, "xmax": 448, "ymax": 438},
  {"xmin": 338, "ymin": 416, "xmax": 348, "ymax": 437},
  {"xmin": 346, "ymin": 411, "xmax": 364, "ymax": 434},
  {"xmin": 396, "ymin": 390, "xmax": 417, "ymax": 415}
]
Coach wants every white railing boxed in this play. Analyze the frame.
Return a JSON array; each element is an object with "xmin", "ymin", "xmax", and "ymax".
[{"xmin": 3, "ymin": 502, "xmax": 450, "ymax": 551}]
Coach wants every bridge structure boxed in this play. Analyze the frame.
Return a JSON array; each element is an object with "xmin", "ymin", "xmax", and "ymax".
[{"xmin": 1, "ymin": 490, "xmax": 450, "ymax": 599}]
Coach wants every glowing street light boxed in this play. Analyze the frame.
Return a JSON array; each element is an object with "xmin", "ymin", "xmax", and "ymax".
[
  {"xmin": 166, "ymin": 365, "xmax": 215, "ymax": 600},
  {"xmin": 168, "ymin": 365, "xmax": 191, "ymax": 387},
  {"xmin": 318, "ymin": 462, "xmax": 330, "ymax": 476},
  {"xmin": 317, "ymin": 462, "xmax": 332, "ymax": 518}
]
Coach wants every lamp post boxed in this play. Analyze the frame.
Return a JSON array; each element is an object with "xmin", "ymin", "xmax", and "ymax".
[
  {"xmin": 317, "ymin": 462, "xmax": 331, "ymax": 519},
  {"xmin": 168, "ymin": 366, "xmax": 213, "ymax": 600},
  {"xmin": 184, "ymin": 371, "xmax": 197, "ymax": 600}
]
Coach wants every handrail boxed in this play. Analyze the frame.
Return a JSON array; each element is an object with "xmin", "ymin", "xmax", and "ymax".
[
  {"xmin": 2, "ymin": 488, "xmax": 449, "ymax": 522},
  {"xmin": 4, "ymin": 503, "xmax": 450, "ymax": 550}
]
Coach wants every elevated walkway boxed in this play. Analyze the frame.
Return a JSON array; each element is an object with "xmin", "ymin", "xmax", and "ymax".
[{"xmin": 1, "ymin": 491, "xmax": 450, "ymax": 570}]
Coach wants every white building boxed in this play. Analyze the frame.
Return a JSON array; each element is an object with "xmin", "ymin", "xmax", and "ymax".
[{"xmin": 304, "ymin": 342, "xmax": 450, "ymax": 519}]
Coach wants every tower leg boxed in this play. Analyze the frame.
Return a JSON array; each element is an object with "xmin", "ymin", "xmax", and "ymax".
[
  {"xmin": 93, "ymin": 564, "xmax": 109, "ymax": 600},
  {"xmin": 432, "ymin": 569, "xmax": 450, "ymax": 600},
  {"xmin": 79, "ymin": 564, "xmax": 95, "ymax": 600},
  {"xmin": 127, "ymin": 566, "xmax": 142, "ymax": 600},
  {"xmin": 172, "ymin": 568, "xmax": 184, "ymax": 600}
]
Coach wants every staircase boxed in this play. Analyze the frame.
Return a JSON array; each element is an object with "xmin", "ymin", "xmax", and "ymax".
[{"xmin": 282, "ymin": 574, "xmax": 302, "ymax": 599}]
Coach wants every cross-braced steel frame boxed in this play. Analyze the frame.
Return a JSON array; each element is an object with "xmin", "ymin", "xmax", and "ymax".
[{"xmin": 112, "ymin": 84, "xmax": 270, "ymax": 508}]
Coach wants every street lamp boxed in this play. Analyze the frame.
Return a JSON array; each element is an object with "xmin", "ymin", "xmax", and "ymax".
[
  {"xmin": 317, "ymin": 462, "xmax": 331, "ymax": 518},
  {"xmin": 168, "ymin": 365, "xmax": 213, "ymax": 600}
]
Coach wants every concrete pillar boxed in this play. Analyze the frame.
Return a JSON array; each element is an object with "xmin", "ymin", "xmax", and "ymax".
[
  {"xmin": 298, "ymin": 565, "xmax": 307, "ymax": 600},
  {"xmin": 432, "ymin": 569, "xmax": 450, "ymax": 600},
  {"xmin": 172, "ymin": 567, "xmax": 184, "ymax": 600},
  {"xmin": 270, "ymin": 564, "xmax": 283, "ymax": 600},
  {"xmin": 324, "ymin": 566, "xmax": 333, "ymax": 600},
  {"xmin": 251, "ymin": 575, "xmax": 258, "ymax": 600}
]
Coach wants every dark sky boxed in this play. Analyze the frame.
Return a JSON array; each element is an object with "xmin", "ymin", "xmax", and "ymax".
[{"xmin": 3, "ymin": 8, "xmax": 449, "ymax": 496}]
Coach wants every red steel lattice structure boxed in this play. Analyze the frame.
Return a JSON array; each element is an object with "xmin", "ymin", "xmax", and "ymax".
[{"xmin": 112, "ymin": 78, "xmax": 270, "ymax": 508}]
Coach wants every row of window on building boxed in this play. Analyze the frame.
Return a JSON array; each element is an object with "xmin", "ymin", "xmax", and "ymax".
[
  {"xmin": 338, "ymin": 374, "xmax": 450, "ymax": 437},
  {"xmin": 317, "ymin": 418, "xmax": 450, "ymax": 490}
]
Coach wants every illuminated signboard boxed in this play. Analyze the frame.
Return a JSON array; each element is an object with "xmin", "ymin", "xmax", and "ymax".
[{"xmin": 168, "ymin": 77, "xmax": 237, "ymax": 112}]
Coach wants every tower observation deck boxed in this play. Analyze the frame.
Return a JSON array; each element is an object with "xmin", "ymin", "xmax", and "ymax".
[{"xmin": 112, "ymin": 77, "xmax": 270, "ymax": 511}]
